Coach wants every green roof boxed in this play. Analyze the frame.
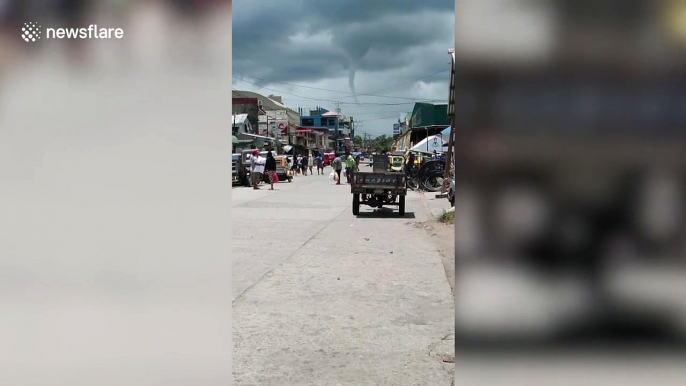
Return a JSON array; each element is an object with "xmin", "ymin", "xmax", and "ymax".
[{"xmin": 410, "ymin": 103, "xmax": 449, "ymax": 128}]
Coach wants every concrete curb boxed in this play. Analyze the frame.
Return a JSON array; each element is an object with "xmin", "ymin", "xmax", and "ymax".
[{"xmin": 420, "ymin": 191, "xmax": 452, "ymax": 221}]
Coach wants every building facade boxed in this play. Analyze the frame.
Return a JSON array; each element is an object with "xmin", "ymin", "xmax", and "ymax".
[
  {"xmin": 395, "ymin": 103, "xmax": 450, "ymax": 151},
  {"xmin": 233, "ymin": 91, "xmax": 300, "ymax": 146},
  {"xmin": 298, "ymin": 106, "xmax": 354, "ymax": 153},
  {"xmin": 232, "ymin": 97, "xmax": 260, "ymax": 134},
  {"xmin": 232, "ymin": 113, "xmax": 253, "ymax": 135}
]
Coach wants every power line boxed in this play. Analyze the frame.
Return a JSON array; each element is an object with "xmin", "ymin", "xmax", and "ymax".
[
  {"xmin": 355, "ymin": 114, "xmax": 404, "ymax": 123},
  {"xmin": 233, "ymin": 75, "xmax": 447, "ymax": 101},
  {"xmin": 233, "ymin": 76, "xmax": 443, "ymax": 106},
  {"xmin": 338, "ymin": 68, "xmax": 450, "ymax": 100}
]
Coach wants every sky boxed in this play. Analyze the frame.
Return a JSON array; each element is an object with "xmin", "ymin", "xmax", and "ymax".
[{"xmin": 231, "ymin": 0, "xmax": 455, "ymax": 137}]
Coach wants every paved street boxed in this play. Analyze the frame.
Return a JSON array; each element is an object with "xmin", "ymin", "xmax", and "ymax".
[{"xmin": 232, "ymin": 168, "xmax": 455, "ymax": 385}]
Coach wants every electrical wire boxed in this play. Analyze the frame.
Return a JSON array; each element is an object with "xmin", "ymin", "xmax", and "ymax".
[
  {"xmin": 233, "ymin": 76, "xmax": 444, "ymax": 106},
  {"xmin": 355, "ymin": 114, "xmax": 406, "ymax": 123},
  {"xmin": 337, "ymin": 68, "xmax": 450, "ymax": 99},
  {"xmin": 233, "ymin": 69, "xmax": 445, "ymax": 134},
  {"xmin": 233, "ymin": 75, "xmax": 447, "ymax": 101}
]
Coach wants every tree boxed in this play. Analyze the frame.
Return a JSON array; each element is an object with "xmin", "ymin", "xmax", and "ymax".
[
  {"xmin": 353, "ymin": 135, "xmax": 363, "ymax": 148},
  {"xmin": 372, "ymin": 135, "xmax": 393, "ymax": 153}
]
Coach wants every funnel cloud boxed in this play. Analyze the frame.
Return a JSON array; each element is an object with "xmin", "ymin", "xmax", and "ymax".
[
  {"xmin": 348, "ymin": 62, "xmax": 359, "ymax": 103},
  {"xmin": 232, "ymin": 0, "xmax": 454, "ymax": 134}
]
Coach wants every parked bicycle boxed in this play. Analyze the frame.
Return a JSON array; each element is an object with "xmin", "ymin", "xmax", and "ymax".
[{"xmin": 406, "ymin": 165, "xmax": 419, "ymax": 190}]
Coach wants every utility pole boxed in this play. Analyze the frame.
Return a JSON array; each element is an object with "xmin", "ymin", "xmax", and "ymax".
[
  {"xmin": 363, "ymin": 132, "xmax": 371, "ymax": 152},
  {"xmin": 335, "ymin": 102, "xmax": 342, "ymax": 153},
  {"xmin": 441, "ymin": 47, "xmax": 456, "ymax": 195},
  {"xmin": 350, "ymin": 116, "xmax": 354, "ymax": 148}
]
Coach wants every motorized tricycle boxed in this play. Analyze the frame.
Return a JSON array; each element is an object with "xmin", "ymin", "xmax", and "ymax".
[{"xmin": 351, "ymin": 155, "xmax": 407, "ymax": 216}]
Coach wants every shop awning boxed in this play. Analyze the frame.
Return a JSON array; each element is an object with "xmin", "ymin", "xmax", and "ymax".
[{"xmin": 239, "ymin": 132, "xmax": 278, "ymax": 141}]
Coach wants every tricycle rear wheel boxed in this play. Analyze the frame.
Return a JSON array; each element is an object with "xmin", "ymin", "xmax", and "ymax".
[
  {"xmin": 398, "ymin": 195, "xmax": 405, "ymax": 216},
  {"xmin": 352, "ymin": 194, "xmax": 360, "ymax": 215}
]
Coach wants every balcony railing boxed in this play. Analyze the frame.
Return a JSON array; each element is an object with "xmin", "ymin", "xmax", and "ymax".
[{"xmin": 296, "ymin": 139, "xmax": 318, "ymax": 148}]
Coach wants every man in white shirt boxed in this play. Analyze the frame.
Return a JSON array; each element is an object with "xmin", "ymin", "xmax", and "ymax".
[{"xmin": 250, "ymin": 149, "xmax": 265, "ymax": 190}]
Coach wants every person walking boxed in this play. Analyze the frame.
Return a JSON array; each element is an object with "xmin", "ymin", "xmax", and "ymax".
[
  {"xmin": 355, "ymin": 154, "xmax": 361, "ymax": 172},
  {"xmin": 332, "ymin": 154, "xmax": 343, "ymax": 185},
  {"xmin": 250, "ymin": 149, "xmax": 265, "ymax": 190},
  {"xmin": 290, "ymin": 154, "xmax": 298, "ymax": 177},
  {"xmin": 307, "ymin": 154, "xmax": 314, "ymax": 175},
  {"xmin": 315, "ymin": 153, "xmax": 324, "ymax": 175},
  {"xmin": 345, "ymin": 151, "xmax": 355, "ymax": 184},
  {"xmin": 301, "ymin": 154, "xmax": 308, "ymax": 176},
  {"xmin": 265, "ymin": 151, "xmax": 277, "ymax": 190}
]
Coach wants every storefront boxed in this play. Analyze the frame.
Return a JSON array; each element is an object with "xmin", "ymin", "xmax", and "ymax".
[{"xmin": 405, "ymin": 102, "xmax": 450, "ymax": 149}]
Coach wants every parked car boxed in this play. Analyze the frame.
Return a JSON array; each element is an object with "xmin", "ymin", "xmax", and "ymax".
[
  {"xmin": 323, "ymin": 152, "xmax": 335, "ymax": 167},
  {"xmin": 232, "ymin": 154, "xmax": 243, "ymax": 186}
]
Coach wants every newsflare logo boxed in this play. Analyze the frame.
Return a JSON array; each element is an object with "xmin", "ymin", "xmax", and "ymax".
[
  {"xmin": 22, "ymin": 22, "xmax": 124, "ymax": 43},
  {"xmin": 22, "ymin": 22, "xmax": 41, "ymax": 42}
]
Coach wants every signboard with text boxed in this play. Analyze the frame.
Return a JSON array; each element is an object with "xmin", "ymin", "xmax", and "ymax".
[{"xmin": 393, "ymin": 123, "xmax": 400, "ymax": 136}]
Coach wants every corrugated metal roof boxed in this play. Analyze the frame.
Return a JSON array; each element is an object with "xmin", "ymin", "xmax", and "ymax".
[
  {"xmin": 232, "ymin": 90, "xmax": 296, "ymax": 113},
  {"xmin": 232, "ymin": 114, "xmax": 249, "ymax": 124}
]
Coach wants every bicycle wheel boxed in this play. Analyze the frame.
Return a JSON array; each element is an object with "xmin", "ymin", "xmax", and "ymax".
[
  {"xmin": 407, "ymin": 178, "xmax": 419, "ymax": 190},
  {"xmin": 423, "ymin": 175, "xmax": 443, "ymax": 192}
]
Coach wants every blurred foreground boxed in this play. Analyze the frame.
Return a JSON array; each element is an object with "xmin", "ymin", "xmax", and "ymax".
[
  {"xmin": 0, "ymin": 1, "xmax": 232, "ymax": 385},
  {"xmin": 455, "ymin": 1, "xmax": 686, "ymax": 385},
  {"xmin": 0, "ymin": 0, "xmax": 230, "ymax": 80}
]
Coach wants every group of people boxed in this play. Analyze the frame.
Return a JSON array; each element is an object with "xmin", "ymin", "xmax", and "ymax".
[
  {"xmin": 288, "ymin": 153, "xmax": 328, "ymax": 176},
  {"xmin": 248, "ymin": 149, "xmax": 362, "ymax": 190},
  {"xmin": 331, "ymin": 151, "xmax": 360, "ymax": 185},
  {"xmin": 288, "ymin": 154, "xmax": 313, "ymax": 176},
  {"xmin": 248, "ymin": 149, "xmax": 277, "ymax": 191}
]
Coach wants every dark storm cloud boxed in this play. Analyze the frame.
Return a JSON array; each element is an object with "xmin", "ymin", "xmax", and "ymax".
[
  {"xmin": 232, "ymin": 0, "xmax": 454, "ymax": 84},
  {"xmin": 301, "ymin": 0, "xmax": 453, "ymax": 26},
  {"xmin": 232, "ymin": 0, "xmax": 454, "ymax": 135},
  {"xmin": 234, "ymin": 41, "xmax": 349, "ymax": 84}
]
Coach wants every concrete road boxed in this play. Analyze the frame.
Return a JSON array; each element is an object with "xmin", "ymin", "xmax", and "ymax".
[{"xmin": 232, "ymin": 169, "xmax": 455, "ymax": 385}]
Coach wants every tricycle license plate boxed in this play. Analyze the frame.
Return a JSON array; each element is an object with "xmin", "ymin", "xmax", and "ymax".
[{"xmin": 374, "ymin": 189, "xmax": 383, "ymax": 194}]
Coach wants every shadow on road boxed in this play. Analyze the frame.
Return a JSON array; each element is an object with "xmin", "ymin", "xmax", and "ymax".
[{"xmin": 356, "ymin": 210, "xmax": 416, "ymax": 219}]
